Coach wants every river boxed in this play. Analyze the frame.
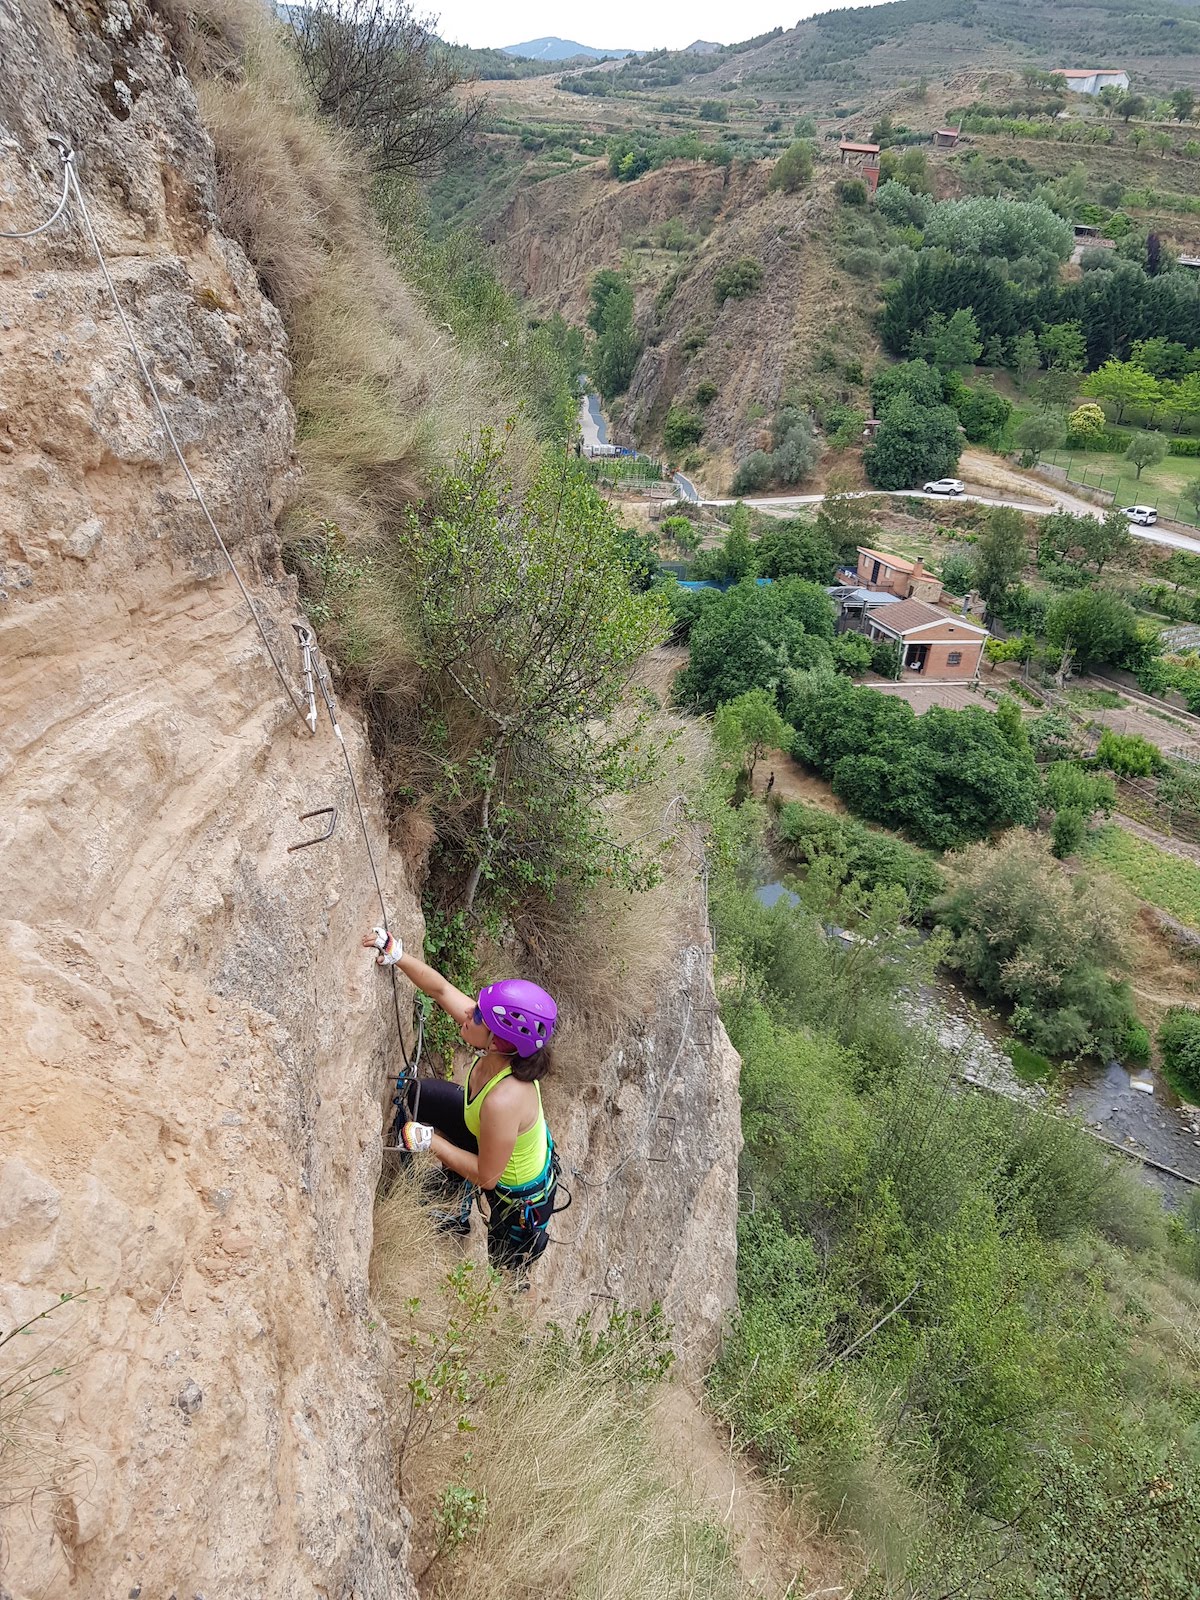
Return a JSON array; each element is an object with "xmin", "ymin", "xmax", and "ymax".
[{"xmin": 754, "ymin": 877, "xmax": 1200, "ymax": 1204}]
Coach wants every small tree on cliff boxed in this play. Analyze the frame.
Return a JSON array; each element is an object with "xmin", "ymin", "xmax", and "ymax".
[
  {"xmin": 292, "ymin": 0, "xmax": 482, "ymax": 174},
  {"xmin": 401, "ymin": 430, "xmax": 669, "ymax": 916}
]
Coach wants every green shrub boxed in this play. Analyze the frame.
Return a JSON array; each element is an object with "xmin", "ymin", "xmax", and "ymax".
[
  {"xmin": 695, "ymin": 379, "xmax": 718, "ymax": 406},
  {"xmin": 1096, "ymin": 729, "xmax": 1163, "ymax": 778},
  {"xmin": 1043, "ymin": 762, "xmax": 1115, "ymax": 818},
  {"xmin": 1050, "ymin": 806, "xmax": 1086, "ymax": 858},
  {"xmin": 663, "ymin": 407, "xmax": 704, "ymax": 450},
  {"xmin": 775, "ymin": 801, "xmax": 944, "ymax": 909},
  {"xmin": 870, "ymin": 637, "xmax": 902, "ymax": 679},
  {"xmin": 787, "ymin": 676, "xmax": 1041, "ymax": 849},
  {"xmin": 836, "ymin": 177, "xmax": 868, "ymax": 206},
  {"xmin": 940, "ymin": 549, "xmax": 976, "ymax": 593},
  {"xmin": 674, "ymin": 578, "xmax": 835, "ymax": 711},
  {"xmin": 769, "ymin": 140, "xmax": 814, "ymax": 193},
  {"xmin": 1120, "ymin": 1017, "xmax": 1151, "ymax": 1063},
  {"xmin": 731, "ymin": 451, "xmax": 774, "ymax": 495},
  {"xmin": 1167, "ymin": 436, "xmax": 1200, "ymax": 455},
  {"xmin": 1159, "ymin": 1007, "xmax": 1200, "ymax": 1101},
  {"xmin": 831, "ymin": 631, "xmax": 874, "ymax": 676},
  {"xmin": 713, "ymin": 257, "xmax": 764, "ymax": 305},
  {"xmin": 937, "ymin": 830, "xmax": 1137, "ymax": 1059}
]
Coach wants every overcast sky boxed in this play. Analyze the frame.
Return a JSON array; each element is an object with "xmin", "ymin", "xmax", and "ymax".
[{"xmin": 433, "ymin": 0, "xmax": 869, "ymax": 53}]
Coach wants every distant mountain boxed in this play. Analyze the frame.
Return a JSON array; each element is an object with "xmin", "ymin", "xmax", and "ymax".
[
  {"xmin": 501, "ymin": 37, "xmax": 633, "ymax": 61},
  {"xmin": 683, "ymin": 40, "xmax": 722, "ymax": 54}
]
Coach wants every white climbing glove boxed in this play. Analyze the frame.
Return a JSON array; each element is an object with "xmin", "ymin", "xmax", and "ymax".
[
  {"xmin": 400, "ymin": 1121, "xmax": 434, "ymax": 1154},
  {"xmin": 371, "ymin": 927, "xmax": 403, "ymax": 967}
]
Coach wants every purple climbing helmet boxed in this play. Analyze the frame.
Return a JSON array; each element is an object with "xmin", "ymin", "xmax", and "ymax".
[{"xmin": 476, "ymin": 978, "xmax": 558, "ymax": 1058}]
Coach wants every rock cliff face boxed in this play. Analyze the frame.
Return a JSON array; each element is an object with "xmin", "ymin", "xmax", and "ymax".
[
  {"xmin": 1, "ymin": 5, "xmax": 421, "ymax": 1594},
  {"xmin": 542, "ymin": 928, "xmax": 741, "ymax": 1377},
  {"xmin": 0, "ymin": 3, "xmax": 740, "ymax": 1593},
  {"xmin": 489, "ymin": 156, "xmax": 845, "ymax": 467}
]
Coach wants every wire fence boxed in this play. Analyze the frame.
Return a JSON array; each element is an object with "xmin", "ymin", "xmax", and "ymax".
[{"xmin": 1041, "ymin": 451, "xmax": 1200, "ymax": 527}]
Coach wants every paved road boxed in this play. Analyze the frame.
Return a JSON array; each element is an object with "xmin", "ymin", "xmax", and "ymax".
[
  {"xmin": 699, "ymin": 488, "xmax": 1200, "ymax": 558},
  {"xmin": 577, "ymin": 390, "xmax": 699, "ymax": 502}
]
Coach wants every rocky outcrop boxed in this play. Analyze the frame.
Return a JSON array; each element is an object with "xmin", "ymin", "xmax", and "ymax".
[
  {"xmin": 490, "ymin": 155, "xmax": 844, "ymax": 466},
  {"xmin": 1, "ymin": 4, "xmax": 421, "ymax": 1595},
  {"xmin": 541, "ymin": 931, "xmax": 741, "ymax": 1377}
]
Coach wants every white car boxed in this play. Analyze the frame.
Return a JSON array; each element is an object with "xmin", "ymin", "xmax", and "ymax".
[
  {"xmin": 923, "ymin": 478, "xmax": 965, "ymax": 495},
  {"xmin": 1121, "ymin": 504, "xmax": 1158, "ymax": 526}
]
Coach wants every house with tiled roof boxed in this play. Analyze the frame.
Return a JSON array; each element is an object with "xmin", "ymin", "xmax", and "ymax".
[
  {"xmin": 856, "ymin": 546, "xmax": 943, "ymax": 604},
  {"xmin": 865, "ymin": 599, "xmax": 989, "ymax": 682}
]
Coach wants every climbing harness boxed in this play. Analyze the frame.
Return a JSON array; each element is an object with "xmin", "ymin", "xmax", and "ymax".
[{"xmin": 483, "ymin": 1140, "xmax": 572, "ymax": 1272}]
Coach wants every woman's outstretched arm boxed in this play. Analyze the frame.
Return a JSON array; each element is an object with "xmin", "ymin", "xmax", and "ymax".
[{"xmin": 361, "ymin": 932, "xmax": 474, "ymax": 1024}]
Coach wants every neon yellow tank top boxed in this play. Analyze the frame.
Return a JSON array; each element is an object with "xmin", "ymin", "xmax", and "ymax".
[{"xmin": 463, "ymin": 1063, "xmax": 548, "ymax": 1188}]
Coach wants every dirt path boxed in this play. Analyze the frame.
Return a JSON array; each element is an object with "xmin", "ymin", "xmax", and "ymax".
[
  {"xmin": 752, "ymin": 750, "xmax": 847, "ymax": 812},
  {"xmin": 652, "ymin": 1384, "xmax": 855, "ymax": 1599}
]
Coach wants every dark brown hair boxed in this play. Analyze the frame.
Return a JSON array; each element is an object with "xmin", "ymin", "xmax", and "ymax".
[{"xmin": 508, "ymin": 1046, "xmax": 553, "ymax": 1084}]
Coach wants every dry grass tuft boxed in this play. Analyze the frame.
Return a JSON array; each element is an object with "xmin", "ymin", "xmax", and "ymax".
[
  {"xmin": 446, "ymin": 1353, "xmax": 747, "ymax": 1600},
  {"xmin": 369, "ymin": 1170, "xmax": 446, "ymax": 1335},
  {"xmin": 173, "ymin": 0, "xmax": 483, "ymax": 569},
  {"xmin": 534, "ymin": 703, "xmax": 713, "ymax": 1075}
]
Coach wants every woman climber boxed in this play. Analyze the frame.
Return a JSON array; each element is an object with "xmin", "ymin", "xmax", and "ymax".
[{"xmin": 362, "ymin": 929, "xmax": 565, "ymax": 1271}]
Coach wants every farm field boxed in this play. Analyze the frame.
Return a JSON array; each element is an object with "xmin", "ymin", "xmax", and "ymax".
[
  {"xmin": 1083, "ymin": 822, "xmax": 1200, "ymax": 927},
  {"xmin": 1042, "ymin": 444, "xmax": 1200, "ymax": 525}
]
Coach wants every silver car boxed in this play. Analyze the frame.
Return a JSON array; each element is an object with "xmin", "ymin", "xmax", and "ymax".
[{"xmin": 923, "ymin": 478, "xmax": 965, "ymax": 495}]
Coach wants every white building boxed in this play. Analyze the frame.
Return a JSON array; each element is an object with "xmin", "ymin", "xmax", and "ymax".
[{"xmin": 1053, "ymin": 68, "xmax": 1130, "ymax": 96}]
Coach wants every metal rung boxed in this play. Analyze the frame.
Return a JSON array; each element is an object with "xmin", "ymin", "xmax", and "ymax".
[{"xmin": 288, "ymin": 805, "xmax": 337, "ymax": 851}]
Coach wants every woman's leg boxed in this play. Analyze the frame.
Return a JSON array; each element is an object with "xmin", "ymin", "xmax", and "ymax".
[
  {"xmin": 403, "ymin": 1077, "xmax": 476, "ymax": 1154},
  {"xmin": 402, "ymin": 1078, "xmax": 476, "ymax": 1220}
]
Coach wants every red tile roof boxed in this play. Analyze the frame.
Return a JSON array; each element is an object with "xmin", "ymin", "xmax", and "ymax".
[
  {"xmin": 866, "ymin": 599, "xmax": 989, "ymax": 638},
  {"xmin": 839, "ymin": 141, "xmax": 881, "ymax": 154}
]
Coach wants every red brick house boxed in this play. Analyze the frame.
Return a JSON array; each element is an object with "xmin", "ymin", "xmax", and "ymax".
[
  {"xmin": 865, "ymin": 599, "xmax": 988, "ymax": 681},
  {"xmin": 857, "ymin": 546, "xmax": 943, "ymax": 604}
]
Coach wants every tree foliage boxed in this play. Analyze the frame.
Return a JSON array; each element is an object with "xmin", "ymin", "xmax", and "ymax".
[
  {"xmin": 713, "ymin": 689, "xmax": 791, "ymax": 782},
  {"xmin": 910, "ymin": 309, "xmax": 982, "ymax": 373},
  {"xmin": 587, "ymin": 270, "xmax": 640, "ymax": 399},
  {"xmin": 756, "ymin": 519, "xmax": 837, "ymax": 582},
  {"xmin": 769, "ymin": 139, "xmax": 814, "ymax": 193},
  {"xmin": 921, "ymin": 195, "xmax": 1073, "ymax": 281},
  {"xmin": 865, "ymin": 391, "xmax": 962, "ymax": 490},
  {"xmin": 937, "ymin": 831, "xmax": 1137, "ymax": 1058},
  {"xmin": 1045, "ymin": 589, "xmax": 1145, "ymax": 672},
  {"xmin": 786, "ymin": 676, "xmax": 1041, "ymax": 849},
  {"xmin": 1159, "ymin": 1007, "xmax": 1200, "ymax": 1100},
  {"xmin": 1125, "ymin": 430, "xmax": 1168, "ymax": 479},
  {"xmin": 292, "ymin": 0, "xmax": 482, "ymax": 174},
  {"xmin": 402, "ymin": 431, "xmax": 668, "ymax": 914},
  {"xmin": 975, "ymin": 507, "xmax": 1028, "ymax": 614},
  {"xmin": 713, "ymin": 257, "xmax": 764, "ymax": 305},
  {"xmin": 674, "ymin": 579, "xmax": 836, "ymax": 712},
  {"xmin": 1081, "ymin": 359, "xmax": 1162, "ymax": 423}
]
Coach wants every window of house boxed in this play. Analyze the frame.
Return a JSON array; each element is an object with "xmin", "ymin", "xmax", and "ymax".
[{"xmin": 946, "ymin": 651, "xmax": 962, "ymax": 665}]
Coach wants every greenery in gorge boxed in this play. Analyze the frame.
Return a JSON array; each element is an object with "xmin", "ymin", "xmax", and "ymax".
[{"xmin": 702, "ymin": 775, "xmax": 1200, "ymax": 1598}]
